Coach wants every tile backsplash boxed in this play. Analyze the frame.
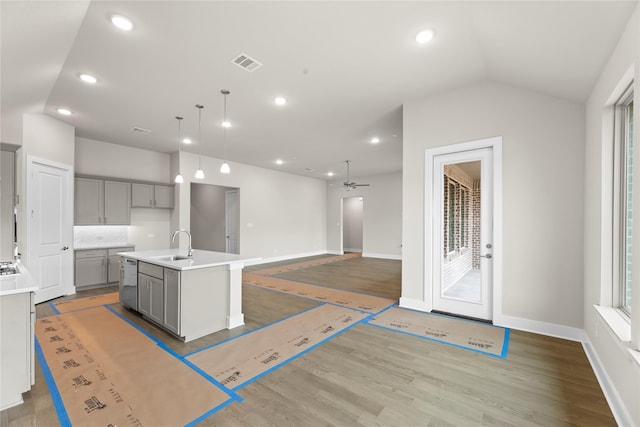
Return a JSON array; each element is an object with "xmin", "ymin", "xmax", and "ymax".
[{"xmin": 74, "ymin": 226, "xmax": 129, "ymax": 248}]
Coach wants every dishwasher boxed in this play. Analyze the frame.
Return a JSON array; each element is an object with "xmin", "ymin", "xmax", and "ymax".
[{"xmin": 119, "ymin": 257, "xmax": 138, "ymax": 310}]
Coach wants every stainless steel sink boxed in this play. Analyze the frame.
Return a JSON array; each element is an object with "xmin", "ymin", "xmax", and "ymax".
[{"xmin": 155, "ymin": 255, "xmax": 191, "ymax": 262}]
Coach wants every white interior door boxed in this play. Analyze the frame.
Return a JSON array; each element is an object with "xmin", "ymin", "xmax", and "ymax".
[
  {"xmin": 432, "ymin": 147, "xmax": 493, "ymax": 320},
  {"xmin": 225, "ymin": 189, "xmax": 239, "ymax": 254},
  {"xmin": 26, "ymin": 157, "xmax": 74, "ymax": 303}
]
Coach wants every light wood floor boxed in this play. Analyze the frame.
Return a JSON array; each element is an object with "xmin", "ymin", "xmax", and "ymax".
[{"xmin": 1, "ymin": 256, "xmax": 615, "ymax": 426}]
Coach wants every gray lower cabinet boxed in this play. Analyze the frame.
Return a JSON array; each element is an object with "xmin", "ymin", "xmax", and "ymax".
[
  {"xmin": 163, "ymin": 268, "xmax": 181, "ymax": 334},
  {"xmin": 138, "ymin": 262, "xmax": 164, "ymax": 325},
  {"xmin": 75, "ymin": 246, "xmax": 134, "ymax": 289},
  {"xmin": 75, "ymin": 249, "xmax": 107, "ymax": 288}
]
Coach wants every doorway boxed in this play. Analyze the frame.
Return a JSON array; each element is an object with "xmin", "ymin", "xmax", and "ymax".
[
  {"xmin": 26, "ymin": 156, "xmax": 74, "ymax": 303},
  {"xmin": 425, "ymin": 137, "xmax": 502, "ymax": 322},
  {"xmin": 190, "ymin": 183, "xmax": 239, "ymax": 254},
  {"xmin": 342, "ymin": 196, "xmax": 363, "ymax": 253}
]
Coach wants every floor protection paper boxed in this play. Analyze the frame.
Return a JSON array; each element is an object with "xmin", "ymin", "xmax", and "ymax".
[
  {"xmin": 52, "ymin": 292, "xmax": 120, "ymax": 313},
  {"xmin": 186, "ymin": 304, "xmax": 369, "ymax": 390},
  {"xmin": 368, "ymin": 307, "xmax": 509, "ymax": 358},
  {"xmin": 36, "ymin": 306, "xmax": 233, "ymax": 426},
  {"xmin": 243, "ymin": 273, "xmax": 395, "ymax": 313},
  {"xmin": 250, "ymin": 252, "xmax": 361, "ymax": 276}
]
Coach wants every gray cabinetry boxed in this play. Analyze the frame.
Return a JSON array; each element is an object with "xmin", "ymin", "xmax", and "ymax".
[
  {"xmin": 75, "ymin": 249, "xmax": 107, "ymax": 288},
  {"xmin": 75, "ymin": 178, "xmax": 130, "ymax": 225},
  {"xmin": 75, "ymin": 178, "xmax": 103, "ymax": 225},
  {"xmin": 75, "ymin": 246, "xmax": 134, "ymax": 289},
  {"xmin": 138, "ymin": 262, "xmax": 164, "ymax": 324},
  {"xmin": 163, "ymin": 268, "xmax": 181, "ymax": 334},
  {"xmin": 131, "ymin": 183, "xmax": 174, "ymax": 208},
  {"xmin": 104, "ymin": 181, "xmax": 131, "ymax": 224}
]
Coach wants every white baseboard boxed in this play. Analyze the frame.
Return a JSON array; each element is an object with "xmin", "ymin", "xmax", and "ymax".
[
  {"xmin": 398, "ymin": 297, "xmax": 430, "ymax": 312},
  {"xmin": 494, "ymin": 313, "xmax": 584, "ymax": 342},
  {"xmin": 243, "ymin": 250, "xmax": 328, "ymax": 266},
  {"xmin": 362, "ymin": 252, "xmax": 402, "ymax": 260},
  {"xmin": 582, "ymin": 334, "xmax": 634, "ymax": 427}
]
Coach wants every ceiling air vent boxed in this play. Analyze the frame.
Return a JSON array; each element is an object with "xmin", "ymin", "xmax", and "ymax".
[
  {"xmin": 232, "ymin": 53, "xmax": 262, "ymax": 72},
  {"xmin": 131, "ymin": 127, "xmax": 151, "ymax": 134}
]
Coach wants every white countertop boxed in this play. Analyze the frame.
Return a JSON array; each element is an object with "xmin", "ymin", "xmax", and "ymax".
[
  {"xmin": 118, "ymin": 249, "xmax": 260, "ymax": 271},
  {"xmin": 75, "ymin": 243, "xmax": 135, "ymax": 250},
  {"xmin": 0, "ymin": 263, "xmax": 38, "ymax": 296}
]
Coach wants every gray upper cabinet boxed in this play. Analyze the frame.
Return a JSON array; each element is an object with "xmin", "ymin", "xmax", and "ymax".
[
  {"xmin": 75, "ymin": 178, "xmax": 130, "ymax": 225},
  {"xmin": 75, "ymin": 178, "xmax": 104, "ymax": 225},
  {"xmin": 104, "ymin": 181, "xmax": 131, "ymax": 224},
  {"xmin": 131, "ymin": 183, "xmax": 174, "ymax": 209}
]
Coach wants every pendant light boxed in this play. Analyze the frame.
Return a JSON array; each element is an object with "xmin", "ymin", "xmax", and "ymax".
[
  {"xmin": 174, "ymin": 116, "xmax": 184, "ymax": 183},
  {"xmin": 194, "ymin": 104, "xmax": 205, "ymax": 179},
  {"xmin": 220, "ymin": 89, "xmax": 231, "ymax": 174}
]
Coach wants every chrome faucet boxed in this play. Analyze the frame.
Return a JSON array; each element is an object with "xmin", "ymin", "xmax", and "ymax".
[{"xmin": 171, "ymin": 229, "xmax": 193, "ymax": 257}]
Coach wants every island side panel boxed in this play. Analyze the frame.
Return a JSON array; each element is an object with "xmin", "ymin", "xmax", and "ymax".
[
  {"xmin": 181, "ymin": 266, "xmax": 229, "ymax": 342},
  {"xmin": 227, "ymin": 263, "xmax": 245, "ymax": 328}
]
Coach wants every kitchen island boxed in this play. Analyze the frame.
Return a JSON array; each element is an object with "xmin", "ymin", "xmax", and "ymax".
[{"xmin": 118, "ymin": 249, "xmax": 259, "ymax": 342}]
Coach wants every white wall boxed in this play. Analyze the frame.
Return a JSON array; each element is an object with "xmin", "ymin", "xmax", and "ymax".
[
  {"xmin": 174, "ymin": 152, "xmax": 327, "ymax": 262},
  {"xmin": 74, "ymin": 137, "xmax": 172, "ymax": 250},
  {"xmin": 402, "ymin": 82, "xmax": 585, "ymax": 329},
  {"xmin": 75, "ymin": 137, "xmax": 170, "ymax": 183},
  {"xmin": 583, "ymin": 6, "xmax": 640, "ymax": 426},
  {"xmin": 327, "ymin": 172, "xmax": 402, "ymax": 259}
]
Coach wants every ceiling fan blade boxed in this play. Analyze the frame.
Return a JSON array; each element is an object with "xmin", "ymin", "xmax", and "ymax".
[{"xmin": 354, "ymin": 184, "xmax": 370, "ymax": 187}]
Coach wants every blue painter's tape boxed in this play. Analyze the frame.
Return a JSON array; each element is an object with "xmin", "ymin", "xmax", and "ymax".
[
  {"xmin": 184, "ymin": 397, "xmax": 236, "ymax": 427},
  {"xmin": 48, "ymin": 301, "xmax": 61, "ymax": 315},
  {"xmin": 228, "ymin": 311, "xmax": 373, "ymax": 392},
  {"xmin": 35, "ymin": 337, "xmax": 72, "ymax": 427},
  {"xmin": 500, "ymin": 327, "xmax": 511, "ymax": 358},
  {"xmin": 365, "ymin": 317, "xmax": 510, "ymax": 359},
  {"xmin": 102, "ymin": 305, "xmax": 242, "ymax": 402}
]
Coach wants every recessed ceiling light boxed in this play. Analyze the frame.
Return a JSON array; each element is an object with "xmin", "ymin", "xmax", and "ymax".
[
  {"xmin": 57, "ymin": 108, "xmax": 72, "ymax": 116},
  {"xmin": 274, "ymin": 97, "xmax": 287, "ymax": 106},
  {"xmin": 370, "ymin": 137, "xmax": 380, "ymax": 144},
  {"xmin": 182, "ymin": 138, "xmax": 192, "ymax": 144},
  {"xmin": 275, "ymin": 159, "xmax": 284, "ymax": 165},
  {"xmin": 111, "ymin": 14, "xmax": 133, "ymax": 31},
  {"xmin": 416, "ymin": 29, "xmax": 435, "ymax": 44},
  {"xmin": 79, "ymin": 74, "xmax": 97, "ymax": 84},
  {"xmin": 327, "ymin": 172, "xmax": 334, "ymax": 177},
  {"xmin": 221, "ymin": 120, "xmax": 231, "ymax": 128}
]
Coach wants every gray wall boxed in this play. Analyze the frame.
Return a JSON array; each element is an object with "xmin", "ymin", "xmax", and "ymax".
[
  {"xmin": 342, "ymin": 196, "xmax": 363, "ymax": 252},
  {"xmin": 0, "ymin": 150, "xmax": 15, "ymax": 259}
]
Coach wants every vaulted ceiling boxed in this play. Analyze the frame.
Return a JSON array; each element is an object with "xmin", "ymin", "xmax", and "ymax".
[{"xmin": 1, "ymin": 1, "xmax": 636, "ymax": 180}]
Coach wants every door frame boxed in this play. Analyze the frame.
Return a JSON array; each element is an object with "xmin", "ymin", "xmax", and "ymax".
[
  {"xmin": 424, "ymin": 137, "xmax": 503, "ymax": 323},
  {"xmin": 25, "ymin": 155, "xmax": 74, "ymax": 303},
  {"xmin": 225, "ymin": 189, "xmax": 239, "ymax": 254}
]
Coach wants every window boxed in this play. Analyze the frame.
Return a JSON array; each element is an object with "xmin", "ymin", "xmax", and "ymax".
[
  {"xmin": 614, "ymin": 84, "xmax": 633, "ymax": 316},
  {"xmin": 444, "ymin": 177, "xmax": 471, "ymax": 255}
]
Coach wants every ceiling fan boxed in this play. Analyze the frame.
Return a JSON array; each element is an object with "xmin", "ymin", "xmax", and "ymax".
[{"xmin": 343, "ymin": 160, "xmax": 370, "ymax": 191}]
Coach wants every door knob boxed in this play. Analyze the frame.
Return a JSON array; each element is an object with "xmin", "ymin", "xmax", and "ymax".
[
  {"xmin": 480, "ymin": 253, "xmax": 492, "ymax": 259},
  {"xmin": 61, "ymin": 246, "xmax": 69, "ymax": 251}
]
